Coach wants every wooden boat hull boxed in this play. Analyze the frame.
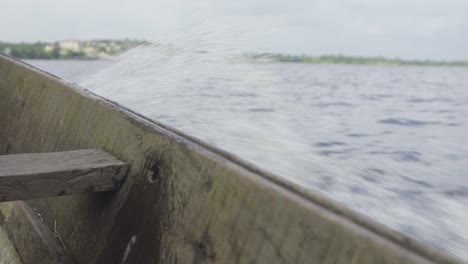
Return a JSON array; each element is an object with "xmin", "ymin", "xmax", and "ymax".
[{"xmin": 0, "ymin": 54, "xmax": 462, "ymax": 264}]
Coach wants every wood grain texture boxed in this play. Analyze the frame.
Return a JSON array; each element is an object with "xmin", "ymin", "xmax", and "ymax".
[
  {"xmin": 0, "ymin": 149, "xmax": 128, "ymax": 202},
  {"xmin": 0, "ymin": 224, "xmax": 22, "ymax": 264},
  {"xmin": 2, "ymin": 201, "xmax": 73, "ymax": 264}
]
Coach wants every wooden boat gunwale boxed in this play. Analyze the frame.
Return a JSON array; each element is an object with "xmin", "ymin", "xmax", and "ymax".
[{"xmin": 0, "ymin": 53, "xmax": 463, "ymax": 264}]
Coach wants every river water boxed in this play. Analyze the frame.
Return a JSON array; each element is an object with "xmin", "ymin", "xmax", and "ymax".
[{"xmin": 25, "ymin": 57, "xmax": 468, "ymax": 260}]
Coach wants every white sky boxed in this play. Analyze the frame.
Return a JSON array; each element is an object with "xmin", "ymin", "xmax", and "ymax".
[{"xmin": 1, "ymin": 0, "xmax": 468, "ymax": 60}]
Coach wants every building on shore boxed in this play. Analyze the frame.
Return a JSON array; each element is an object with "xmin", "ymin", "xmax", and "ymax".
[{"xmin": 58, "ymin": 41, "xmax": 80, "ymax": 52}]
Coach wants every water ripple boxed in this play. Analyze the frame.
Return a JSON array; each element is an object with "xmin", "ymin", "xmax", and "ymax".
[
  {"xmin": 407, "ymin": 98, "xmax": 453, "ymax": 103},
  {"xmin": 379, "ymin": 118, "xmax": 442, "ymax": 126},
  {"xmin": 315, "ymin": 141, "xmax": 347, "ymax": 147}
]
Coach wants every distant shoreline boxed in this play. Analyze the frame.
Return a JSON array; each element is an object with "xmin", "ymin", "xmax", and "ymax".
[
  {"xmin": 248, "ymin": 53, "xmax": 468, "ymax": 67},
  {"xmin": 22, "ymin": 54, "xmax": 468, "ymax": 68},
  {"xmin": 22, "ymin": 58, "xmax": 101, "ymax": 61},
  {"xmin": 23, "ymin": 57, "xmax": 468, "ymax": 67},
  {"xmin": 3, "ymin": 40, "xmax": 467, "ymax": 67},
  {"xmin": 21, "ymin": 58, "xmax": 113, "ymax": 61},
  {"xmin": 0, "ymin": 40, "xmax": 143, "ymax": 60}
]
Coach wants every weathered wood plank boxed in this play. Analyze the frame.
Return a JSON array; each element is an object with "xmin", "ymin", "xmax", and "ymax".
[
  {"xmin": 2, "ymin": 201, "xmax": 73, "ymax": 264},
  {"xmin": 0, "ymin": 149, "xmax": 128, "ymax": 202}
]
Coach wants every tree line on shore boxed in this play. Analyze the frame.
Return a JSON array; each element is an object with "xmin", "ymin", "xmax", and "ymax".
[
  {"xmin": 0, "ymin": 42, "xmax": 69, "ymax": 59},
  {"xmin": 0, "ymin": 40, "xmax": 142, "ymax": 60},
  {"xmin": 248, "ymin": 53, "xmax": 468, "ymax": 67}
]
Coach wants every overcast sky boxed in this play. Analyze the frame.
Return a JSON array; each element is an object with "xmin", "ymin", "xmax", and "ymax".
[{"xmin": 2, "ymin": 0, "xmax": 468, "ymax": 60}]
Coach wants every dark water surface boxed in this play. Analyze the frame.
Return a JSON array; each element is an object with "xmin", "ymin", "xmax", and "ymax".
[{"xmin": 26, "ymin": 59, "xmax": 468, "ymax": 259}]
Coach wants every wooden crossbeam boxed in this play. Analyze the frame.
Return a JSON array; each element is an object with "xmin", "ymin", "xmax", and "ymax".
[{"xmin": 0, "ymin": 149, "xmax": 128, "ymax": 202}]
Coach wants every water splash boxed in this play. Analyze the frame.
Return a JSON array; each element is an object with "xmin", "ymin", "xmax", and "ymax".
[
  {"xmin": 81, "ymin": 24, "xmax": 318, "ymax": 182},
  {"xmin": 79, "ymin": 23, "xmax": 468, "ymax": 260}
]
